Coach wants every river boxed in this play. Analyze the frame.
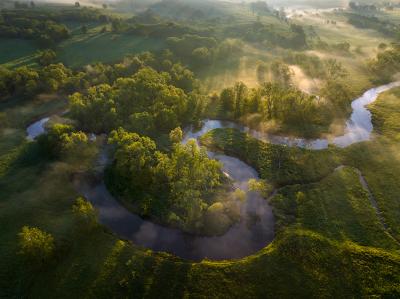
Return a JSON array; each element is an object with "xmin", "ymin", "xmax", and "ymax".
[{"xmin": 26, "ymin": 81, "xmax": 400, "ymax": 260}]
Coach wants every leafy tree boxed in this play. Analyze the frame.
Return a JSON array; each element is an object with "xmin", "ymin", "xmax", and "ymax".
[
  {"xmin": 70, "ymin": 67, "xmax": 192, "ymax": 134},
  {"xmin": 38, "ymin": 49, "xmax": 57, "ymax": 66},
  {"xmin": 169, "ymin": 127, "xmax": 183, "ymax": 143},
  {"xmin": 321, "ymin": 80, "xmax": 353, "ymax": 111},
  {"xmin": 69, "ymin": 84, "xmax": 118, "ymax": 132},
  {"xmin": 270, "ymin": 61, "xmax": 292, "ymax": 86},
  {"xmin": 18, "ymin": 226, "xmax": 54, "ymax": 263},
  {"xmin": 107, "ymin": 129, "xmax": 224, "ymax": 231},
  {"xmin": 40, "ymin": 63, "xmax": 71, "ymax": 92},
  {"xmin": 233, "ymin": 82, "xmax": 248, "ymax": 118},
  {"xmin": 38, "ymin": 124, "xmax": 88, "ymax": 158},
  {"xmin": 256, "ymin": 62, "xmax": 268, "ymax": 83},
  {"xmin": 169, "ymin": 63, "xmax": 196, "ymax": 92},
  {"xmin": 325, "ymin": 59, "xmax": 347, "ymax": 80},
  {"xmin": 108, "ymin": 128, "xmax": 157, "ymax": 193},
  {"xmin": 219, "ymin": 87, "xmax": 235, "ymax": 117},
  {"xmin": 72, "ymin": 197, "xmax": 98, "ymax": 230}
]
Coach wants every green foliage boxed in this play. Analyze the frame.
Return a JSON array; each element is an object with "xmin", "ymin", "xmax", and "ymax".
[
  {"xmin": 166, "ymin": 35, "xmax": 244, "ymax": 70},
  {"xmin": 215, "ymin": 82, "xmax": 333, "ymax": 137},
  {"xmin": 0, "ymin": 63, "xmax": 75, "ymax": 99},
  {"xmin": 18, "ymin": 226, "xmax": 54, "ymax": 262},
  {"xmin": 224, "ymin": 21, "xmax": 308, "ymax": 49},
  {"xmin": 283, "ymin": 52, "xmax": 326, "ymax": 78},
  {"xmin": 38, "ymin": 49, "xmax": 57, "ymax": 66},
  {"xmin": 370, "ymin": 87, "xmax": 400, "ymax": 140},
  {"xmin": 108, "ymin": 128, "xmax": 157, "ymax": 194},
  {"xmin": 248, "ymin": 178, "xmax": 273, "ymax": 197},
  {"xmin": 107, "ymin": 128, "xmax": 224, "ymax": 233},
  {"xmin": 72, "ymin": 197, "xmax": 98, "ymax": 230},
  {"xmin": 200, "ymin": 128, "xmax": 340, "ymax": 186},
  {"xmin": 368, "ymin": 44, "xmax": 400, "ymax": 83},
  {"xmin": 0, "ymin": 10, "xmax": 70, "ymax": 47},
  {"xmin": 70, "ymin": 66, "xmax": 201, "ymax": 134},
  {"xmin": 169, "ymin": 127, "xmax": 183, "ymax": 144},
  {"xmin": 37, "ymin": 124, "xmax": 88, "ymax": 159},
  {"xmin": 345, "ymin": 12, "xmax": 399, "ymax": 38},
  {"xmin": 321, "ymin": 80, "xmax": 354, "ymax": 113},
  {"xmin": 270, "ymin": 60, "xmax": 292, "ymax": 86}
]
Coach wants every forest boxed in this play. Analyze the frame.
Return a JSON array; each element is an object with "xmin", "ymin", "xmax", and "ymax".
[{"xmin": 1, "ymin": 0, "xmax": 400, "ymax": 298}]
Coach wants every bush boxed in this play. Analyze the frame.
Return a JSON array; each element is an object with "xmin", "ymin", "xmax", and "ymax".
[
  {"xmin": 18, "ymin": 226, "xmax": 54, "ymax": 263},
  {"xmin": 72, "ymin": 197, "xmax": 98, "ymax": 230}
]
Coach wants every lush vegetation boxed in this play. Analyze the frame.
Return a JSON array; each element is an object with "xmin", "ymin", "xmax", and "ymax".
[
  {"xmin": 1, "ymin": 1, "xmax": 400, "ymax": 297},
  {"xmin": 69, "ymin": 66, "xmax": 201, "ymax": 135},
  {"xmin": 106, "ymin": 128, "xmax": 242, "ymax": 234},
  {"xmin": 0, "ymin": 10, "xmax": 70, "ymax": 47},
  {"xmin": 369, "ymin": 44, "xmax": 400, "ymax": 82},
  {"xmin": 210, "ymin": 79, "xmax": 352, "ymax": 137},
  {"xmin": 345, "ymin": 13, "xmax": 400, "ymax": 38}
]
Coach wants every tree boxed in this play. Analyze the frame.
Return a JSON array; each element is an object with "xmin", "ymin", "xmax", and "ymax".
[
  {"xmin": 108, "ymin": 128, "xmax": 157, "ymax": 192},
  {"xmin": 18, "ymin": 226, "xmax": 54, "ymax": 263},
  {"xmin": 233, "ymin": 82, "xmax": 248, "ymax": 118},
  {"xmin": 72, "ymin": 197, "xmax": 98, "ymax": 230},
  {"xmin": 256, "ymin": 62, "xmax": 268, "ymax": 83},
  {"xmin": 37, "ymin": 124, "xmax": 88, "ymax": 158},
  {"xmin": 75, "ymin": 2, "xmax": 80, "ymax": 7},
  {"xmin": 219, "ymin": 87, "xmax": 235, "ymax": 117},
  {"xmin": 325, "ymin": 59, "xmax": 347, "ymax": 80},
  {"xmin": 169, "ymin": 127, "xmax": 183, "ymax": 143},
  {"xmin": 270, "ymin": 61, "xmax": 292, "ymax": 86},
  {"xmin": 40, "ymin": 63, "xmax": 71, "ymax": 92},
  {"xmin": 38, "ymin": 49, "xmax": 57, "ymax": 66}
]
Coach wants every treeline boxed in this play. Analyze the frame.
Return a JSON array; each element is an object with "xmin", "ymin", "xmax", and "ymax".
[
  {"xmin": 69, "ymin": 66, "xmax": 203, "ymax": 135},
  {"xmin": 345, "ymin": 13, "xmax": 400, "ymax": 38},
  {"xmin": 111, "ymin": 18, "xmax": 206, "ymax": 38},
  {"xmin": 106, "ymin": 128, "xmax": 238, "ymax": 234},
  {"xmin": 0, "ymin": 11, "xmax": 69, "ymax": 47},
  {"xmin": 368, "ymin": 44, "xmax": 400, "ymax": 82},
  {"xmin": 224, "ymin": 22, "xmax": 307, "ymax": 49},
  {"xmin": 283, "ymin": 53, "xmax": 348, "ymax": 81},
  {"xmin": 213, "ymin": 80, "xmax": 353, "ymax": 136},
  {"xmin": 283, "ymin": 52, "xmax": 326, "ymax": 78},
  {"xmin": 0, "ymin": 51, "xmax": 197, "ymax": 101},
  {"xmin": 166, "ymin": 35, "xmax": 244, "ymax": 68},
  {"xmin": 0, "ymin": 8, "xmax": 112, "ymax": 47},
  {"xmin": 0, "ymin": 64, "xmax": 75, "ymax": 98}
]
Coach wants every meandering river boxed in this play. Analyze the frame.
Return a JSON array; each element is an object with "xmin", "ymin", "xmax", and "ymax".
[{"xmin": 26, "ymin": 82, "xmax": 400, "ymax": 260}]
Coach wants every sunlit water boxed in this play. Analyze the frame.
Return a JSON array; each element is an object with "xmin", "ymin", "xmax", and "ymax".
[{"xmin": 27, "ymin": 82, "xmax": 400, "ymax": 260}]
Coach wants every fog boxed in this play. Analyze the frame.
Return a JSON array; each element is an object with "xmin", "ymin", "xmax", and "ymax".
[{"xmin": 24, "ymin": 0, "xmax": 350, "ymax": 9}]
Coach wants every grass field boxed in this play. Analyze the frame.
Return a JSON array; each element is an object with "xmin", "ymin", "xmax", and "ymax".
[
  {"xmin": 0, "ymin": 22, "xmax": 166, "ymax": 69},
  {"xmin": 0, "ymin": 38, "xmax": 40, "ymax": 69},
  {"xmin": 58, "ymin": 31, "xmax": 165, "ymax": 68}
]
